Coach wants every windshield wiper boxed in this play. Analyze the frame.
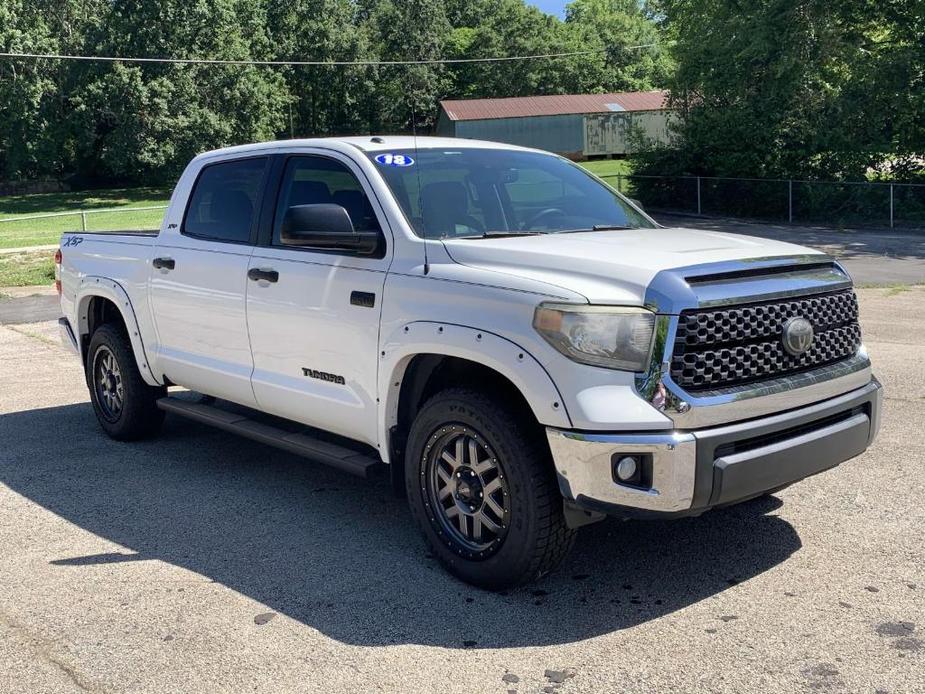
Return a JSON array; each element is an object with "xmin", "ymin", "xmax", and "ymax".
[
  {"xmin": 457, "ymin": 226, "xmax": 636, "ymax": 239},
  {"xmin": 547, "ymin": 225, "xmax": 636, "ymax": 234},
  {"xmin": 459, "ymin": 231, "xmax": 544, "ymax": 239}
]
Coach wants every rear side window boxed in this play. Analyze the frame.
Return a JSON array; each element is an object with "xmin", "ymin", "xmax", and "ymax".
[{"xmin": 183, "ymin": 157, "xmax": 268, "ymax": 243}]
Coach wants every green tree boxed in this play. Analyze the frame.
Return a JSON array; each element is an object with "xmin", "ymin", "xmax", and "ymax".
[
  {"xmin": 67, "ymin": 0, "xmax": 289, "ymax": 183},
  {"xmin": 0, "ymin": 0, "xmax": 677, "ymax": 184},
  {"xmin": 267, "ymin": 0, "xmax": 376, "ymax": 137},
  {"xmin": 442, "ymin": 0, "xmax": 670, "ymax": 104},
  {"xmin": 444, "ymin": 0, "xmax": 575, "ymax": 99},
  {"xmin": 564, "ymin": 0, "xmax": 673, "ymax": 93},
  {"xmin": 0, "ymin": 0, "xmax": 105, "ymax": 179},
  {"xmin": 641, "ymin": 0, "xmax": 924, "ymax": 181},
  {"xmin": 834, "ymin": 0, "xmax": 925, "ymax": 180},
  {"xmin": 364, "ymin": 0, "xmax": 452, "ymax": 132}
]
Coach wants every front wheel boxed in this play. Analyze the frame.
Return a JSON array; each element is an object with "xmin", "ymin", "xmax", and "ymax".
[
  {"xmin": 405, "ymin": 388, "xmax": 576, "ymax": 590},
  {"xmin": 86, "ymin": 324, "xmax": 166, "ymax": 441}
]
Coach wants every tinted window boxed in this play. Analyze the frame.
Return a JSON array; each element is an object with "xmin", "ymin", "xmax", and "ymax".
[
  {"xmin": 274, "ymin": 156, "xmax": 381, "ymax": 246},
  {"xmin": 183, "ymin": 157, "xmax": 267, "ymax": 243},
  {"xmin": 369, "ymin": 148, "xmax": 654, "ymax": 239}
]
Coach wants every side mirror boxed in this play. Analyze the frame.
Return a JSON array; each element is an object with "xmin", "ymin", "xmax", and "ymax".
[{"xmin": 281, "ymin": 204, "xmax": 381, "ymax": 255}]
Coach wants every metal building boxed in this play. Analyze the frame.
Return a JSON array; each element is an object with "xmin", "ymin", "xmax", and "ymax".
[{"xmin": 435, "ymin": 91, "xmax": 673, "ymax": 158}]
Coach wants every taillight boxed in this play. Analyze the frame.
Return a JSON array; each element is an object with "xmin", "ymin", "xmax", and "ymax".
[{"xmin": 54, "ymin": 248, "xmax": 62, "ymax": 295}]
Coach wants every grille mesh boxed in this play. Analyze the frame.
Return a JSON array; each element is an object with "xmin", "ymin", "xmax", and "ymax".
[{"xmin": 671, "ymin": 290, "xmax": 861, "ymax": 391}]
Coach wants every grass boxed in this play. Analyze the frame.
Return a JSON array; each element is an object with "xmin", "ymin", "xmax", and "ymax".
[
  {"xmin": 579, "ymin": 159, "xmax": 635, "ymax": 179},
  {"xmin": 3, "ymin": 325, "xmax": 61, "ymax": 347},
  {"xmin": 0, "ymin": 187, "xmax": 170, "ymax": 249},
  {"xmin": 5, "ymin": 323, "xmax": 59, "ymax": 346},
  {"xmin": 882, "ymin": 284, "xmax": 925, "ymax": 297},
  {"xmin": 855, "ymin": 282, "xmax": 925, "ymax": 293},
  {"xmin": 0, "ymin": 250, "xmax": 56, "ymax": 287}
]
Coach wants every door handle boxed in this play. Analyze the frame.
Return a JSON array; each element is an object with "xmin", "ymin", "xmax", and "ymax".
[
  {"xmin": 248, "ymin": 267, "xmax": 279, "ymax": 283},
  {"xmin": 350, "ymin": 291, "xmax": 376, "ymax": 308},
  {"xmin": 152, "ymin": 257, "xmax": 175, "ymax": 270}
]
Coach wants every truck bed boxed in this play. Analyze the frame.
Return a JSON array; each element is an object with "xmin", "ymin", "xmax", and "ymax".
[{"xmin": 58, "ymin": 231, "xmax": 158, "ymax": 345}]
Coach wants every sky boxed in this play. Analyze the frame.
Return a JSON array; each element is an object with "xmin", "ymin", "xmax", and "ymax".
[{"xmin": 527, "ymin": 0, "xmax": 567, "ymax": 18}]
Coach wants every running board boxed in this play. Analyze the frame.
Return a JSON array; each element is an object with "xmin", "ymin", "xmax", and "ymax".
[{"xmin": 156, "ymin": 397, "xmax": 384, "ymax": 479}]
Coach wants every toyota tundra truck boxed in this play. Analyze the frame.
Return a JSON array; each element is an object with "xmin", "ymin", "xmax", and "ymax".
[{"xmin": 56, "ymin": 137, "xmax": 882, "ymax": 589}]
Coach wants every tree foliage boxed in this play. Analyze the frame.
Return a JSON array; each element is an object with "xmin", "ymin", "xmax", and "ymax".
[
  {"xmin": 641, "ymin": 0, "xmax": 924, "ymax": 181},
  {"xmin": 0, "ymin": 0, "xmax": 669, "ymax": 184},
  {"xmin": 4, "ymin": 0, "xmax": 918, "ymax": 186}
]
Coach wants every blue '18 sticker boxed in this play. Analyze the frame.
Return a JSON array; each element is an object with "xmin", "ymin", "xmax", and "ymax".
[{"xmin": 375, "ymin": 153, "xmax": 414, "ymax": 167}]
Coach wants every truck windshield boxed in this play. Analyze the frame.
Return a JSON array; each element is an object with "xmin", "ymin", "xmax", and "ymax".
[{"xmin": 367, "ymin": 148, "xmax": 655, "ymax": 240}]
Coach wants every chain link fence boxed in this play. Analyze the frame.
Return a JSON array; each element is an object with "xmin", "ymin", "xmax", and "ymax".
[
  {"xmin": 601, "ymin": 174, "xmax": 925, "ymax": 230},
  {"xmin": 0, "ymin": 205, "xmax": 167, "ymax": 249},
  {"xmin": 3, "ymin": 175, "xmax": 923, "ymax": 251}
]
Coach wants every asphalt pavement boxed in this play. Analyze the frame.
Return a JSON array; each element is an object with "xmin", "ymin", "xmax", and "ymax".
[
  {"xmin": 0, "ymin": 288, "xmax": 923, "ymax": 693},
  {"xmin": 0, "ymin": 285, "xmax": 60, "ymax": 325},
  {"xmin": 658, "ymin": 214, "xmax": 925, "ymax": 287}
]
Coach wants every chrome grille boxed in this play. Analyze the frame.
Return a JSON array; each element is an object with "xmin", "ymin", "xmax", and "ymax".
[{"xmin": 671, "ymin": 289, "xmax": 861, "ymax": 391}]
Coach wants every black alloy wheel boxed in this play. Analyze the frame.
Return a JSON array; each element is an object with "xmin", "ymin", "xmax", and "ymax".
[
  {"xmin": 92, "ymin": 345, "xmax": 125, "ymax": 422},
  {"xmin": 423, "ymin": 424, "xmax": 511, "ymax": 559},
  {"xmin": 405, "ymin": 388, "xmax": 576, "ymax": 590}
]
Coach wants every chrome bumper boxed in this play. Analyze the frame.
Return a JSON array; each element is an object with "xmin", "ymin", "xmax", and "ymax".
[{"xmin": 547, "ymin": 379, "xmax": 882, "ymax": 517}]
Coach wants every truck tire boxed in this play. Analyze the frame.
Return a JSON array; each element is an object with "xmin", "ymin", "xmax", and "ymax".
[
  {"xmin": 405, "ymin": 388, "xmax": 576, "ymax": 590},
  {"xmin": 86, "ymin": 324, "xmax": 166, "ymax": 441}
]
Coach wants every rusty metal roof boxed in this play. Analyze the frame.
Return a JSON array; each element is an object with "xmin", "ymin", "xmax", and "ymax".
[{"xmin": 439, "ymin": 91, "xmax": 669, "ymax": 121}]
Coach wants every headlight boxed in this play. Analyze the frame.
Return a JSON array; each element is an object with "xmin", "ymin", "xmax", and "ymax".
[{"xmin": 533, "ymin": 303, "xmax": 656, "ymax": 371}]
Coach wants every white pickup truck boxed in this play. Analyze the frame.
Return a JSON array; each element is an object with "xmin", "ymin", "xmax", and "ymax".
[{"xmin": 57, "ymin": 137, "xmax": 882, "ymax": 589}]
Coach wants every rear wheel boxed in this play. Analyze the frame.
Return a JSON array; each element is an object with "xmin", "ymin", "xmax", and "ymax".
[
  {"xmin": 86, "ymin": 324, "xmax": 165, "ymax": 440},
  {"xmin": 405, "ymin": 388, "xmax": 576, "ymax": 590}
]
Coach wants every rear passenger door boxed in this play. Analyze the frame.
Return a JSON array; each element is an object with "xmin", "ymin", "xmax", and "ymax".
[
  {"xmin": 245, "ymin": 153, "xmax": 390, "ymax": 447},
  {"xmin": 149, "ymin": 156, "xmax": 268, "ymax": 407}
]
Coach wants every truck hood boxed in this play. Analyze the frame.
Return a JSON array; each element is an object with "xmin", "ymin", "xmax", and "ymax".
[{"xmin": 441, "ymin": 227, "xmax": 823, "ymax": 305}]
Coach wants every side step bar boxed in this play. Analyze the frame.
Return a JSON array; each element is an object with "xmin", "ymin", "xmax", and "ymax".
[{"xmin": 156, "ymin": 397, "xmax": 384, "ymax": 479}]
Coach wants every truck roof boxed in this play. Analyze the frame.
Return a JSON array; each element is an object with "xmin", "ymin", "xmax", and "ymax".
[{"xmin": 193, "ymin": 136, "xmax": 548, "ymax": 162}]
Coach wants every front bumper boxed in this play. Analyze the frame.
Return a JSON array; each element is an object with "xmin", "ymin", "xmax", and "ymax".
[{"xmin": 547, "ymin": 379, "xmax": 882, "ymax": 518}]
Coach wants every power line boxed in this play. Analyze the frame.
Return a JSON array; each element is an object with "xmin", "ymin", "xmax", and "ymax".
[{"xmin": 0, "ymin": 45, "xmax": 657, "ymax": 67}]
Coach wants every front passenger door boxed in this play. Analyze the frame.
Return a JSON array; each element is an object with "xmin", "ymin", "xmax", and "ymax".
[{"xmin": 245, "ymin": 154, "xmax": 390, "ymax": 447}]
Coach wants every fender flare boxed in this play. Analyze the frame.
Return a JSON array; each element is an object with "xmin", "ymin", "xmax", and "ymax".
[
  {"xmin": 74, "ymin": 276, "xmax": 162, "ymax": 387},
  {"xmin": 378, "ymin": 320, "xmax": 572, "ymax": 464}
]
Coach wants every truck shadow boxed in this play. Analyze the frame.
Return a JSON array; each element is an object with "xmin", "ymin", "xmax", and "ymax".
[{"xmin": 0, "ymin": 403, "xmax": 802, "ymax": 648}]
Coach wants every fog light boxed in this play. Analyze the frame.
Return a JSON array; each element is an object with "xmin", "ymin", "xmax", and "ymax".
[{"xmin": 615, "ymin": 456, "xmax": 638, "ymax": 482}]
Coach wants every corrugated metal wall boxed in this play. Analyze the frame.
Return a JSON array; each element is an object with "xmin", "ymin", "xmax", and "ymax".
[
  {"xmin": 438, "ymin": 110, "xmax": 673, "ymax": 157},
  {"xmin": 453, "ymin": 115, "xmax": 584, "ymax": 155},
  {"xmin": 583, "ymin": 111, "xmax": 673, "ymax": 156}
]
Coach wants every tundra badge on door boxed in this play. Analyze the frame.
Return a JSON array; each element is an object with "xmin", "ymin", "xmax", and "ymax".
[{"xmin": 302, "ymin": 368, "xmax": 346, "ymax": 385}]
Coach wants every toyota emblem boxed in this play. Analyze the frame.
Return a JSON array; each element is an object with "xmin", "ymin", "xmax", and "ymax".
[{"xmin": 782, "ymin": 317, "xmax": 814, "ymax": 356}]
